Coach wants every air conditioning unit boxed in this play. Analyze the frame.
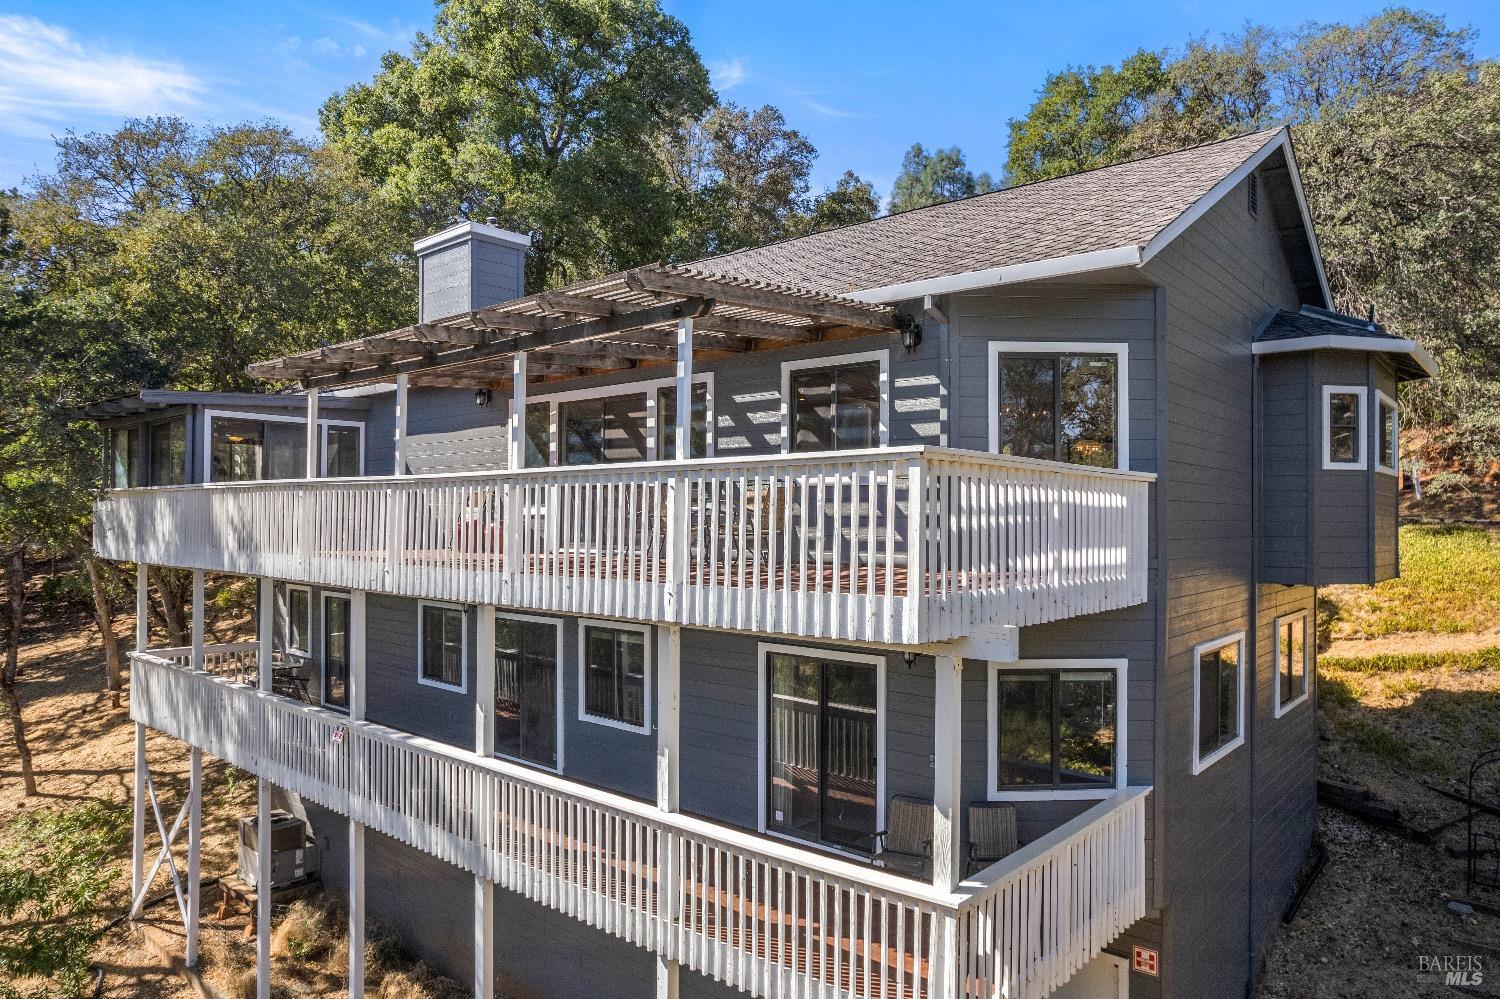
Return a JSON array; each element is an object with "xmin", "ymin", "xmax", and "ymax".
[{"xmin": 237, "ymin": 810, "xmax": 319, "ymax": 890}]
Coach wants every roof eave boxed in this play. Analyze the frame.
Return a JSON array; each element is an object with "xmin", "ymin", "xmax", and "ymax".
[
  {"xmin": 845, "ymin": 244, "xmax": 1146, "ymax": 304},
  {"xmin": 1251, "ymin": 333, "xmax": 1438, "ymax": 379}
]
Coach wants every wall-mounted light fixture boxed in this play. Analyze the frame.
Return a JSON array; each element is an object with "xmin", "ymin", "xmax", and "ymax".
[
  {"xmin": 474, "ymin": 388, "xmax": 492, "ymax": 408},
  {"xmin": 899, "ymin": 314, "xmax": 923, "ymax": 352}
]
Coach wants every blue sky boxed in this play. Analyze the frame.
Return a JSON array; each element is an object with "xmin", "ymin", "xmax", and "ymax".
[{"xmin": 2, "ymin": 1, "xmax": 1497, "ymax": 197}]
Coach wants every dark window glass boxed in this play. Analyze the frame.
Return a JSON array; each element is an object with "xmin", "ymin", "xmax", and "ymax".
[
  {"xmin": 147, "ymin": 419, "xmax": 185, "ymax": 486},
  {"xmin": 655, "ymin": 383, "xmax": 709, "ymax": 460},
  {"xmin": 1279, "ymin": 617, "xmax": 1307, "ymax": 709},
  {"xmin": 994, "ymin": 670, "xmax": 1115, "ymax": 790},
  {"xmin": 560, "ymin": 393, "xmax": 648, "ymax": 465},
  {"xmin": 109, "ymin": 426, "xmax": 141, "ymax": 488},
  {"xmin": 323, "ymin": 594, "xmax": 350, "ymax": 709},
  {"xmin": 582, "ymin": 626, "xmax": 646, "ymax": 728},
  {"xmin": 325, "ymin": 425, "xmax": 361, "ymax": 477},
  {"xmin": 210, "ymin": 418, "xmax": 264, "ymax": 482},
  {"xmin": 766, "ymin": 651, "xmax": 878, "ymax": 850},
  {"xmin": 265, "ymin": 421, "xmax": 307, "ymax": 480},
  {"xmin": 524, "ymin": 402, "xmax": 550, "ymax": 468},
  {"xmin": 996, "ymin": 353, "xmax": 1117, "ymax": 468},
  {"xmin": 1327, "ymin": 392, "xmax": 1360, "ymax": 463},
  {"xmin": 495, "ymin": 617, "xmax": 559, "ymax": 768},
  {"xmin": 1378, "ymin": 398, "xmax": 1397, "ymax": 469},
  {"xmin": 1197, "ymin": 640, "xmax": 1241, "ymax": 761},
  {"xmin": 789, "ymin": 361, "xmax": 881, "ymax": 452},
  {"xmin": 286, "ymin": 588, "xmax": 311, "ymax": 654},
  {"xmin": 420, "ymin": 605, "xmax": 465, "ymax": 688}
]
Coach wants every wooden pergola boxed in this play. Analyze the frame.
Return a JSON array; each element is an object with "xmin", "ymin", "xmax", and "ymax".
[{"xmin": 247, "ymin": 263, "xmax": 905, "ymax": 391}]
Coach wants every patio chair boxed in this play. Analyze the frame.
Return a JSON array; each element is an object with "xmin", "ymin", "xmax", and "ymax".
[
  {"xmin": 966, "ymin": 802, "xmax": 1018, "ymax": 875},
  {"xmin": 872, "ymin": 795, "xmax": 932, "ymax": 878}
]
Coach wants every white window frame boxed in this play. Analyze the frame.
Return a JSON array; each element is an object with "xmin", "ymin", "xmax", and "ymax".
[
  {"xmin": 416, "ymin": 600, "xmax": 468, "ymax": 694},
  {"xmin": 576, "ymin": 618, "xmax": 654, "ymax": 735},
  {"xmin": 1321, "ymin": 385, "xmax": 1367, "ymax": 470},
  {"xmin": 524, "ymin": 373, "xmax": 715, "ymax": 467},
  {"xmin": 494, "ymin": 610, "xmax": 567, "ymax": 773},
  {"xmin": 986, "ymin": 658, "xmax": 1128, "ymax": 801},
  {"xmin": 1191, "ymin": 631, "xmax": 1246, "ymax": 775},
  {"xmin": 284, "ymin": 584, "xmax": 312, "ymax": 657},
  {"xmin": 203, "ymin": 408, "xmax": 364, "ymax": 482},
  {"xmin": 1272, "ymin": 611, "xmax": 1311, "ymax": 718},
  {"xmin": 1375, "ymin": 390, "xmax": 1398, "ymax": 475},
  {"xmin": 320, "ymin": 590, "xmax": 352, "ymax": 712},
  {"xmin": 986, "ymin": 341, "xmax": 1131, "ymax": 470},
  {"xmin": 779, "ymin": 349, "xmax": 891, "ymax": 454},
  {"xmin": 755, "ymin": 642, "xmax": 887, "ymax": 861}
]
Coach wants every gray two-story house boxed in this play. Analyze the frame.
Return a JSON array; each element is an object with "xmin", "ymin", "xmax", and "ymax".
[{"xmin": 92, "ymin": 127, "xmax": 1434, "ymax": 999}]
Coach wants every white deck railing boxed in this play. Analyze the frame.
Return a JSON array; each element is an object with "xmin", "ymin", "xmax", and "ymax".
[
  {"xmin": 131, "ymin": 650, "xmax": 1148, "ymax": 999},
  {"xmin": 98, "ymin": 448, "xmax": 1151, "ymax": 644}
]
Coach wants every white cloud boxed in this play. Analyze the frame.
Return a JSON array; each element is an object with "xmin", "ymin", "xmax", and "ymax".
[
  {"xmin": 804, "ymin": 99, "xmax": 863, "ymax": 119},
  {"xmin": 0, "ymin": 16, "xmax": 203, "ymax": 136},
  {"xmin": 709, "ymin": 56, "xmax": 747, "ymax": 92}
]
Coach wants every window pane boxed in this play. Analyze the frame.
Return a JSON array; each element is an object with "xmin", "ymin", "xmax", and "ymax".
[
  {"xmin": 1198, "ymin": 641, "xmax": 1241, "ymax": 759},
  {"xmin": 524, "ymin": 402, "xmax": 550, "ymax": 468},
  {"xmin": 1379, "ymin": 400, "xmax": 1396, "ymax": 468},
  {"xmin": 1328, "ymin": 393, "xmax": 1359, "ymax": 462},
  {"xmin": 495, "ymin": 617, "xmax": 558, "ymax": 767},
  {"xmin": 287, "ymin": 589, "xmax": 310, "ymax": 654},
  {"xmin": 421, "ymin": 606, "xmax": 464, "ymax": 687},
  {"xmin": 616, "ymin": 629, "xmax": 646, "ymax": 727},
  {"xmin": 997, "ymin": 356, "xmax": 1056, "ymax": 459},
  {"xmin": 582, "ymin": 625, "xmax": 644, "ymax": 727},
  {"xmin": 147, "ymin": 419, "xmax": 185, "ymax": 486},
  {"xmin": 1280, "ymin": 619, "xmax": 1306, "ymax": 707},
  {"xmin": 325, "ymin": 426, "xmax": 361, "ymax": 477},
  {"xmin": 790, "ymin": 361, "xmax": 880, "ymax": 453},
  {"xmin": 562, "ymin": 394, "xmax": 648, "ymax": 465},
  {"xmin": 324, "ymin": 596, "xmax": 350, "ymax": 708},
  {"xmin": 1058, "ymin": 355, "xmax": 1117, "ymax": 467},
  {"xmin": 211, "ymin": 418, "xmax": 264, "ymax": 482},
  {"xmin": 656, "ymin": 384, "xmax": 709, "ymax": 461},
  {"xmin": 1058, "ymin": 671, "xmax": 1115, "ymax": 786},
  {"xmin": 767, "ymin": 654, "xmax": 822, "ymax": 842},
  {"xmin": 265, "ymin": 421, "xmax": 307, "ymax": 479},
  {"xmin": 110, "ymin": 426, "xmax": 141, "ymax": 488},
  {"xmin": 995, "ymin": 673, "xmax": 1054, "ymax": 787},
  {"xmin": 820, "ymin": 659, "xmax": 877, "ymax": 849}
]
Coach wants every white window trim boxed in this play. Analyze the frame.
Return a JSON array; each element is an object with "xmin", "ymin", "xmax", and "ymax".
[
  {"xmin": 523, "ymin": 373, "xmax": 716, "ymax": 467},
  {"xmin": 1375, "ymin": 390, "xmax": 1398, "ymax": 476},
  {"xmin": 320, "ymin": 590, "xmax": 352, "ymax": 712},
  {"xmin": 986, "ymin": 341, "xmax": 1131, "ymax": 471},
  {"xmin": 1191, "ymin": 631, "xmax": 1247, "ymax": 775},
  {"xmin": 1321, "ymin": 385, "xmax": 1367, "ymax": 470},
  {"xmin": 755, "ymin": 642, "xmax": 887, "ymax": 859},
  {"xmin": 986, "ymin": 658, "xmax": 1128, "ymax": 801},
  {"xmin": 576, "ymin": 618, "xmax": 654, "ymax": 735},
  {"xmin": 284, "ymin": 584, "xmax": 312, "ymax": 657},
  {"xmin": 202, "ymin": 408, "xmax": 364, "ymax": 483},
  {"xmin": 416, "ymin": 600, "xmax": 468, "ymax": 693},
  {"xmin": 1272, "ymin": 611, "xmax": 1311, "ymax": 718},
  {"xmin": 779, "ymin": 349, "xmax": 891, "ymax": 454},
  {"xmin": 494, "ymin": 610, "xmax": 567, "ymax": 773}
]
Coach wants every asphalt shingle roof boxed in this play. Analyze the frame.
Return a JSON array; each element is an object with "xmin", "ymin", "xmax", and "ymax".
[
  {"xmin": 1257, "ymin": 306, "xmax": 1403, "ymax": 343},
  {"xmin": 686, "ymin": 129, "xmax": 1285, "ymax": 296}
]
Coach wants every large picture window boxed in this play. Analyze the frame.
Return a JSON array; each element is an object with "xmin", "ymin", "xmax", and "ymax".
[
  {"xmin": 207, "ymin": 412, "xmax": 362, "ymax": 482},
  {"xmin": 323, "ymin": 593, "xmax": 351, "ymax": 709},
  {"xmin": 1322, "ymin": 385, "xmax": 1366, "ymax": 469},
  {"xmin": 147, "ymin": 419, "xmax": 186, "ymax": 486},
  {"xmin": 418, "ymin": 602, "xmax": 467, "ymax": 692},
  {"xmin": 988, "ymin": 663, "xmax": 1122, "ymax": 797},
  {"xmin": 495, "ymin": 615, "xmax": 561, "ymax": 769},
  {"xmin": 655, "ymin": 384, "xmax": 709, "ymax": 460},
  {"xmin": 578, "ymin": 623, "xmax": 649, "ymax": 732},
  {"xmin": 560, "ymin": 392, "xmax": 649, "ymax": 465},
  {"xmin": 1193, "ymin": 633, "xmax": 1245, "ymax": 773},
  {"xmin": 1274, "ymin": 612, "xmax": 1309, "ymax": 716},
  {"xmin": 784, "ymin": 355, "xmax": 885, "ymax": 453},
  {"xmin": 324, "ymin": 425, "xmax": 362, "ymax": 478},
  {"xmin": 522, "ymin": 376, "xmax": 713, "ymax": 467},
  {"xmin": 992, "ymin": 349, "xmax": 1120, "ymax": 468}
]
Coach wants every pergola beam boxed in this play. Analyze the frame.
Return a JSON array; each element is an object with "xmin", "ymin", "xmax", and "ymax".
[{"xmin": 624, "ymin": 267, "xmax": 897, "ymax": 331}]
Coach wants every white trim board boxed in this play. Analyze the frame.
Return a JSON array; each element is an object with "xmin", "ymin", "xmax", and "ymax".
[
  {"xmin": 494, "ymin": 610, "xmax": 567, "ymax": 774},
  {"xmin": 755, "ymin": 642, "xmax": 887, "ymax": 850},
  {"xmin": 1272, "ymin": 611, "xmax": 1310, "ymax": 719},
  {"xmin": 1321, "ymin": 384, "xmax": 1368, "ymax": 471},
  {"xmin": 779, "ymin": 348, "xmax": 891, "ymax": 454},
  {"xmin": 575, "ymin": 618, "xmax": 654, "ymax": 735},
  {"xmin": 986, "ymin": 659, "xmax": 1129, "ymax": 801},
  {"xmin": 1191, "ymin": 631, "xmax": 1247, "ymax": 776},
  {"xmin": 416, "ymin": 600, "xmax": 468, "ymax": 694},
  {"xmin": 1251, "ymin": 335, "xmax": 1437, "ymax": 378},
  {"xmin": 1375, "ymin": 389, "xmax": 1399, "ymax": 475},
  {"xmin": 986, "ymin": 341, "xmax": 1131, "ymax": 471}
]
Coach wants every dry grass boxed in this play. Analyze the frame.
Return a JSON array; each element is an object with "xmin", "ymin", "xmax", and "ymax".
[{"xmin": 1323, "ymin": 524, "xmax": 1500, "ymax": 641}]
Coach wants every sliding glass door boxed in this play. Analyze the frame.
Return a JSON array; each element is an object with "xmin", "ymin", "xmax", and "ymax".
[
  {"xmin": 495, "ymin": 616, "xmax": 559, "ymax": 769},
  {"xmin": 766, "ymin": 650, "xmax": 879, "ymax": 851}
]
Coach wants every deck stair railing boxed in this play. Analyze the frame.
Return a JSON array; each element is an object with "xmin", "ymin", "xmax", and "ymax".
[{"xmin": 132, "ymin": 649, "xmax": 1148, "ymax": 999}]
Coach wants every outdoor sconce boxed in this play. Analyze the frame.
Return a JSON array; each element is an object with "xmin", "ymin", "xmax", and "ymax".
[
  {"xmin": 903, "ymin": 651, "xmax": 917, "ymax": 669},
  {"xmin": 899, "ymin": 314, "xmax": 923, "ymax": 352},
  {"xmin": 474, "ymin": 388, "xmax": 492, "ymax": 408}
]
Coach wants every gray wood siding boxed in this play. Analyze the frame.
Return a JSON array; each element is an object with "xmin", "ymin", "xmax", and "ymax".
[
  {"xmin": 419, "ymin": 236, "xmax": 525, "ymax": 323},
  {"xmin": 362, "ymin": 385, "xmax": 508, "ymax": 477},
  {"xmin": 1258, "ymin": 353, "xmax": 1313, "ymax": 584},
  {"xmin": 363, "ymin": 593, "xmax": 477, "ymax": 749},
  {"xmin": 1143, "ymin": 167, "xmax": 1304, "ymax": 999}
]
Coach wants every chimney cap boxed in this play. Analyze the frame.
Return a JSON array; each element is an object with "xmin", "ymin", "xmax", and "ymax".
[{"xmin": 413, "ymin": 219, "xmax": 532, "ymax": 255}]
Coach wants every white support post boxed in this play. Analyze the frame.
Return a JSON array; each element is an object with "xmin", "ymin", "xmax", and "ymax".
[
  {"xmin": 258, "ymin": 578, "xmax": 274, "ymax": 692},
  {"xmin": 674, "ymin": 318, "xmax": 693, "ymax": 460},
  {"xmin": 306, "ymin": 387, "xmax": 321, "ymax": 479},
  {"xmin": 656, "ymin": 624, "xmax": 682, "ymax": 998},
  {"xmin": 132, "ymin": 564, "xmax": 147, "ymax": 903},
  {"xmin": 393, "ymin": 373, "xmax": 409, "ymax": 476},
  {"xmin": 662, "ymin": 321, "xmax": 691, "ymax": 615},
  {"xmin": 508, "ymin": 353, "xmax": 528, "ymax": 470},
  {"xmin": 932, "ymin": 654, "xmax": 963, "ymax": 892},
  {"xmin": 190, "ymin": 569, "xmax": 205, "ymax": 672},
  {"xmin": 256, "ymin": 778, "xmax": 271, "ymax": 999},
  {"xmin": 186, "ymin": 747, "xmax": 202, "ymax": 966},
  {"xmin": 473, "ymin": 604, "xmax": 496, "ymax": 999},
  {"xmin": 135, "ymin": 563, "xmax": 148, "ymax": 652},
  {"xmin": 348, "ymin": 589, "xmax": 366, "ymax": 999}
]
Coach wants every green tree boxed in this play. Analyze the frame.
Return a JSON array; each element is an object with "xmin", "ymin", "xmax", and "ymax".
[
  {"xmin": 803, "ymin": 170, "xmax": 880, "ymax": 233},
  {"xmin": 887, "ymin": 144, "xmax": 995, "ymax": 214},
  {"xmin": 321, "ymin": 0, "xmax": 714, "ymax": 289}
]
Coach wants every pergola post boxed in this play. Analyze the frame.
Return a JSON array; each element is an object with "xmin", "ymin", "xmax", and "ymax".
[
  {"xmin": 932, "ymin": 654, "xmax": 963, "ymax": 892},
  {"xmin": 306, "ymin": 387, "xmax": 321, "ymax": 479},
  {"xmin": 508, "ymin": 353, "xmax": 528, "ymax": 470},
  {"xmin": 473, "ymin": 606, "xmax": 496, "ymax": 999},
  {"xmin": 256, "ymin": 578, "xmax": 273, "ymax": 999},
  {"xmin": 674, "ymin": 317, "xmax": 694, "ymax": 459},
  {"xmin": 348, "ymin": 589, "xmax": 367, "ymax": 998},
  {"xmin": 393, "ymin": 373, "xmax": 409, "ymax": 476},
  {"xmin": 656, "ymin": 623, "xmax": 682, "ymax": 998}
]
